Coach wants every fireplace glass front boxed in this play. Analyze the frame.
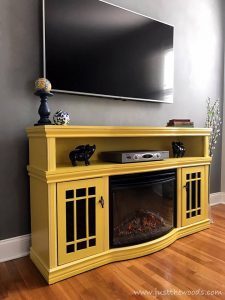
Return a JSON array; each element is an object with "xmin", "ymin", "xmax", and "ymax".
[{"xmin": 109, "ymin": 170, "xmax": 176, "ymax": 248}]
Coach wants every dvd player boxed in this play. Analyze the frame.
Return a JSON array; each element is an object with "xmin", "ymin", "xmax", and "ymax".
[{"xmin": 101, "ymin": 150, "xmax": 169, "ymax": 164}]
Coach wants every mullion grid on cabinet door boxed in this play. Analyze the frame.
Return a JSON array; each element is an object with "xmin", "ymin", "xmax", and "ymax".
[
  {"xmin": 75, "ymin": 192, "xmax": 87, "ymax": 251},
  {"xmin": 198, "ymin": 178, "xmax": 201, "ymax": 214},
  {"xmin": 192, "ymin": 172, "xmax": 201, "ymax": 216},
  {"xmin": 87, "ymin": 186, "xmax": 97, "ymax": 247},
  {"xmin": 186, "ymin": 174, "xmax": 190, "ymax": 219},
  {"xmin": 195, "ymin": 174, "xmax": 198, "ymax": 216},
  {"xmin": 65, "ymin": 184, "xmax": 97, "ymax": 254},
  {"xmin": 88, "ymin": 200, "xmax": 96, "ymax": 247},
  {"xmin": 74, "ymin": 194, "xmax": 77, "ymax": 252},
  {"xmin": 191, "ymin": 175, "xmax": 196, "ymax": 217},
  {"xmin": 189, "ymin": 176, "xmax": 192, "ymax": 219},
  {"xmin": 197, "ymin": 172, "xmax": 201, "ymax": 215},
  {"xmin": 74, "ymin": 186, "xmax": 97, "ymax": 251},
  {"xmin": 86, "ymin": 188, "xmax": 89, "ymax": 248},
  {"xmin": 65, "ymin": 189, "xmax": 75, "ymax": 254},
  {"xmin": 186, "ymin": 172, "xmax": 201, "ymax": 220},
  {"xmin": 75, "ymin": 189, "xmax": 89, "ymax": 250}
]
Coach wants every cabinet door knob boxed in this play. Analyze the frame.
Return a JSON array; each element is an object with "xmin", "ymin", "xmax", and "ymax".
[
  {"xmin": 99, "ymin": 196, "xmax": 104, "ymax": 208},
  {"xmin": 183, "ymin": 185, "xmax": 189, "ymax": 190}
]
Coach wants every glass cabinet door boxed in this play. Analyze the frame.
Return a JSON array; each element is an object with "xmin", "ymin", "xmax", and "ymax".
[
  {"xmin": 181, "ymin": 166, "xmax": 208, "ymax": 226},
  {"xmin": 57, "ymin": 178, "xmax": 105, "ymax": 265}
]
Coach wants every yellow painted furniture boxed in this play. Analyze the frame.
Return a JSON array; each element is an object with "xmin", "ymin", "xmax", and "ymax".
[{"xmin": 27, "ymin": 126, "xmax": 211, "ymax": 284}]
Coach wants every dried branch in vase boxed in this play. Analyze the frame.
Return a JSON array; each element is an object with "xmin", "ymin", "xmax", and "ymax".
[{"xmin": 205, "ymin": 97, "xmax": 222, "ymax": 157}]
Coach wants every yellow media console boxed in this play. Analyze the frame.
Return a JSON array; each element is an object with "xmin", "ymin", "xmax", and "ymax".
[{"xmin": 27, "ymin": 126, "xmax": 211, "ymax": 284}]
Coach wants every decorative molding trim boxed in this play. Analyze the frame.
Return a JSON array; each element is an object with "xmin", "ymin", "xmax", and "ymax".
[
  {"xmin": 26, "ymin": 125, "xmax": 211, "ymax": 138},
  {"xmin": 0, "ymin": 234, "xmax": 31, "ymax": 263},
  {"xmin": 210, "ymin": 192, "xmax": 225, "ymax": 206},
  {"xmin": 31, "ymin": 219, "xmax": 210, "ymax": 284}
]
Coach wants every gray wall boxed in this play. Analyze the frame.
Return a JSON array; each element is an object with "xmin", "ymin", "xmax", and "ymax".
[{"xmin": 0, "ymin": 0, "xmax": 224, "ymax": 240}]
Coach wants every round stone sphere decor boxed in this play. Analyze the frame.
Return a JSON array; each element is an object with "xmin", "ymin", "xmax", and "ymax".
[
  {"xmin": 35, "ymin": 78, "xmax": 52, "ymax": 93},
  {"xmin": 53, "ymin": 110, "xmax": 70, "ymax": 125}
]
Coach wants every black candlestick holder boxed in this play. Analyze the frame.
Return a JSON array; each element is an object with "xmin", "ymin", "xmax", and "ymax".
[{"xmin": 34, "ymin": 91, "xmax": 53, "ymax": 126}]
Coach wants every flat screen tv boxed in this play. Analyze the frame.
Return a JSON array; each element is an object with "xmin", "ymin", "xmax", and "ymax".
[{"xmin": 43, "ymin": 0, "xmax": 174, "ymax": 103}]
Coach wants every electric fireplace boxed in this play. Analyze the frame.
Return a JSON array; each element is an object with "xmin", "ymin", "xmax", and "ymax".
[{"xmin": 109, "ymin": 170, "xmax": 176, "ymax": 248}]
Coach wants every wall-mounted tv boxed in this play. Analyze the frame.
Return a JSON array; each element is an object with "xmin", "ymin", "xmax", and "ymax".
[{"xmin": 43, "ymin": 0, "xmax": 174, "ymax": 103}]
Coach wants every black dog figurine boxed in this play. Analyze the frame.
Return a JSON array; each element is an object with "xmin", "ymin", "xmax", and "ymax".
[
  {"xmin": 172, "ymin": 141, "xmax": 185, "ymax": 158},
  {"xmin": 69, "ymin": 144, "xmax": 96, "ymax": 166}
]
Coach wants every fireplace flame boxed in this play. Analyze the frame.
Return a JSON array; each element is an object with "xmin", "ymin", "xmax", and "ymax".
[{"xmin": 114, "ymin": 210, "xmax": 166, "ymax": 237}]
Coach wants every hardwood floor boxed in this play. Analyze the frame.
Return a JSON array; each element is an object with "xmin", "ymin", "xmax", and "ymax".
[{"xmin": 1, "ymin": 205, "xmax": 225, "ymax": 299}]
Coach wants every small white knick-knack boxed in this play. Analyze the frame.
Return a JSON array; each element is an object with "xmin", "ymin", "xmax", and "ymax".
[{"xmin": 53, "ymin": 110, "xmax": 70, "ymax": 125}]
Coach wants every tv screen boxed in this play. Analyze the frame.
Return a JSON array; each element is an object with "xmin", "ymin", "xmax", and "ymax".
[{"xmin": 43, "ymin": 0, "xmax": 174, "ymax": 103}]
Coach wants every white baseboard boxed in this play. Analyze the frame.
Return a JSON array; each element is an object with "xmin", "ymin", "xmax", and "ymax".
[
  {"xmin": 0, "ymin": 234, "xmax": 31, "ymax": 263},
  {"xmin": 0, "ymin": 193, "xmax": 224, "ymax": 263},
  {"xmin": 210, "ymin": 192, "xmax": 225, "ymax": 206}
]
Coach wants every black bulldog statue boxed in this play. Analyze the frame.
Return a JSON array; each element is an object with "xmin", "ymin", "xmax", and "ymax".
[
  {"xmin": 172, "ymin": 141, "xmax": 185, "ymax": 158},
  {"xmin": 69, "ymin": 144, "xmax": 96, "ymax": 166}
]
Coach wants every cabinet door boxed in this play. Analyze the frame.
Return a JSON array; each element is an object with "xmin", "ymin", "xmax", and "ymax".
[
  {"xmin": 57, "ymin": 178, "xmax": 105, "ymax": 265},
  {"xmin": 181, "ymin": 166, "xmax": 208, "ymax": 226}
]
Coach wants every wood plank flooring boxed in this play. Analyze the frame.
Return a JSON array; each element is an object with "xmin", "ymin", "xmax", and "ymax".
[{"xmin": 1, "ymin": 205, "xmax": 225, "ymax": 299}]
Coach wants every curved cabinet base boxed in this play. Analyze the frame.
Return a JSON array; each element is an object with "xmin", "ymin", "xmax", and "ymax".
[{"xmin": 30, "ymin": 219, "xmax": 210, "ymax": 284}]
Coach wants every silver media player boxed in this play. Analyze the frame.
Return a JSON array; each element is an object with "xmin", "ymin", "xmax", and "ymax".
[{"xmin": 101, "ymin": 150, "xmax": 169, "ymax": 164}]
